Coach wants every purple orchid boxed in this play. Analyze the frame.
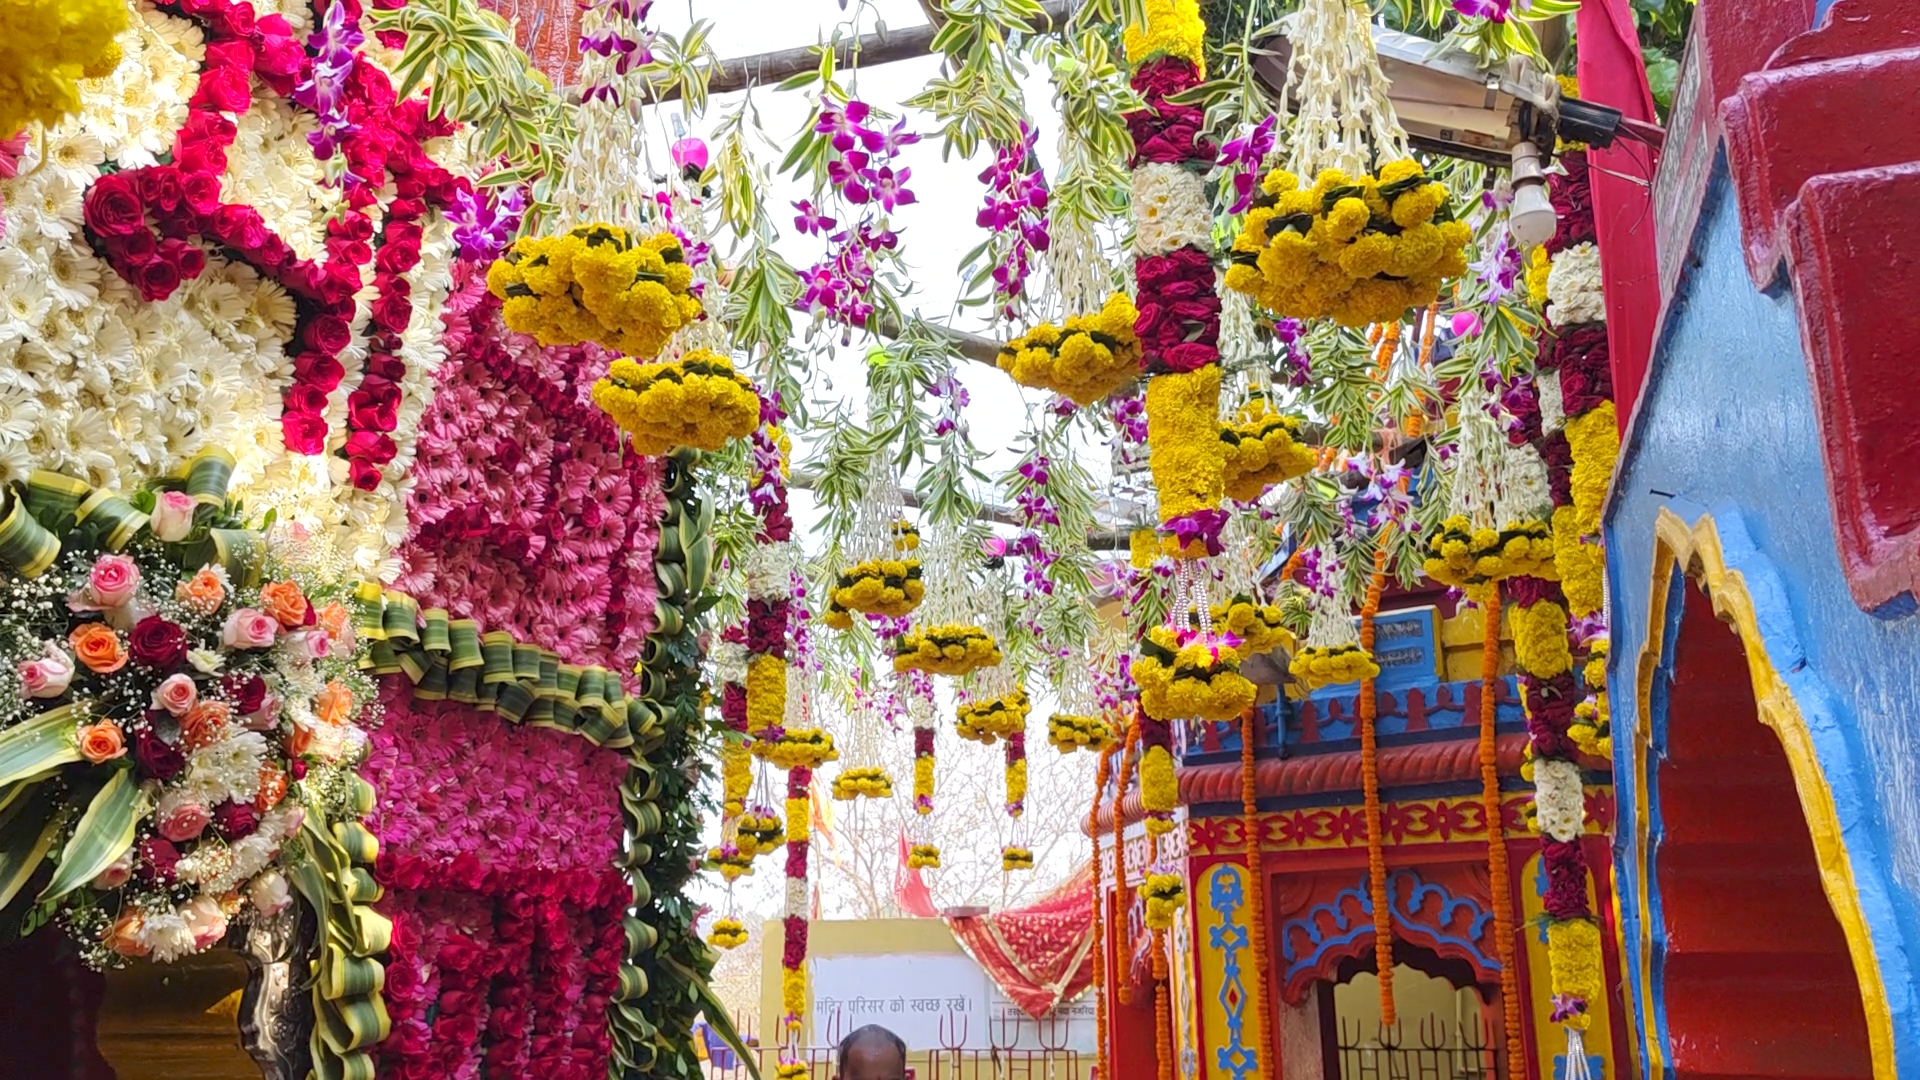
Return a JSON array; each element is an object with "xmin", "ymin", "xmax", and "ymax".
[
  {"xmin": 1217, "ymin": 115, "xmax": 1277, "ymax": 214},
  {"xmin": 864, "ymin": 166, "xmax": 915, "ymax": 212},
  {"xmin": 1273, "ymin": 317, "xmax": 1312, "ymax": 387},
  {"xmin": 973, "ymin": 124, "xmax": 1050, "ymax": 317},
  {"xmin": 1470, "ymin": 226, "xmax": 1524, "ymax": 304},
  {"xmin": 792, "ymin": 199, "xmax": 836, "ymax": 236},
  {"xmin": 1452, "ymin": 0, "xmax": 1513, "ymax": 19},
  {"xmin": 448, "ymin": 185, "xmax": 527, "ymax": 262},
  {"xmin": 293, "ymin": 1, "xmax": 363, "ymax": 166}
]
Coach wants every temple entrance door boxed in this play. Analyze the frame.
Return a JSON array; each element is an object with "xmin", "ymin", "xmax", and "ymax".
[
  {"xmin": 1321, "ymin": 944, "xmax": 1500, "ymax": 1080},
  {"xmin": 1655, "ymin": 586, "xmax": 1874, "ymax": 1079}
]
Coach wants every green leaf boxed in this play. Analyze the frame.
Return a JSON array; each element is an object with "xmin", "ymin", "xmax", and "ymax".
[
  {"xmin": 0, "ymin": 784, "xmax": 61, "ymax": 913},
  {"xmin": 39, "ymin": 769, "xmax": 148, "ymax": 904},
  {"xmin": 0, "ymin": 706, "xmax": 82, "ymax": 790},
  {"xmin": 693, "ymin": 977, "xmax": 760, "ymax": 1080}
]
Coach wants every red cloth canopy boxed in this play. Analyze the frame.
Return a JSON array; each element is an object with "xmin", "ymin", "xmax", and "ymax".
[{"xmin": 943, "ymin": 868, "xmax": 1098, "ymax": 1020}]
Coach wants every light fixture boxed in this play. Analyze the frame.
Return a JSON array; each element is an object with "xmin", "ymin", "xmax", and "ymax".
[{"xmin": 1507, "ymin": 140, "xmax": 1558, "ymax": 249}]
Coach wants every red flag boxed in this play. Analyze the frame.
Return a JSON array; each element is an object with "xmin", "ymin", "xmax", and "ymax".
[
  {"xmin": 894, "ymin": 827, "xmax": 938, "ymax": 918},
  {"xmin": 1577, "ymin": 0, "xmax": 1663, "ymax": 430}
]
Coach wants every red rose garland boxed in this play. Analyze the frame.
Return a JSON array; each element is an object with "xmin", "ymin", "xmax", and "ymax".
[
  {"xmin": 80, "ymin": 0, "xmax": 468, "ymax": 485},
  {"xmin": 1128, "ymin": 60, "xmax": 1221, "ymax": 378}
]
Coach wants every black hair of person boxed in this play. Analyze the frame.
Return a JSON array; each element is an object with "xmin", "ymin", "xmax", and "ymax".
[{"xmin": 837, "ymin": 1025, "xmax": 907, "ymax": 1074}]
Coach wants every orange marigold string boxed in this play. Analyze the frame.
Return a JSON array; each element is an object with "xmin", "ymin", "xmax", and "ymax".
[
  {"xmin": 1358, "ymin": 539, "xmax": 1395, "ymax": 1026},
  {"xmin": 1113, "ymin": 715, "xmax": 1141, "ymax": 1006},
  {"xmin": 1404, "ymin": 302, "xmax": 1440, "ymax": 438},
  {"xmin": 1371, "ymin": 320, "xmax": 1403, "ymax": 380},
  {"xmin": 1239, "ymin": 707, "xmax": 1274, "ymax": 1077},
  {"xmin": 1090, "ymin": 743, "xmax": 1117, "ymax": 1080},
  {"xmin": 1153, "ymin": 930, "xmax": 1174, "ymax": 1080},
  {"xmin": 1479, "ymin": 587, "xmax": 1524, "ymax": 1077}
]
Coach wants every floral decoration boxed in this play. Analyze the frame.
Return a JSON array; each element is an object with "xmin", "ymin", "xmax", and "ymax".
[
  {"xmin": 486, "ymin": 224, "xmax": 700, "ymax": 360},
  {"xmin": 0, "ymin": 0, "xmax": 129, "ymax": 139},
  {"xmin": 590, "ymin": 349, "xmax": 760, "ymax": 457},
  {"xmin": 1421, "ymin": 515, "xmax": 1556, "ymax": 590},
  {"xmin": 830, "ymin": 765, "xmax": 892, "ymax": 801},
  {"xmin": 955, "ymin": 688, "xmax": 1030, "ymax": 746},
  {"xmin": 995, "ymin": 293, "xmax": 1142, "ymax": 407},
  {"xmin": 1046, "ymin": 711, "xmax": 1112, "ymax": 753},
  {"xmin": 1288, "ymin": 643, "xmax": 1380, "ymax": 691},
  {"xmin": 891, "ymin": 622, "xmax": 1001, "ymax": 676},
  {"xmin": 1141, "ymin": 870, "xmax": 1186, "ymax": 930},
  {"xmin": 1220, "ymin": 397, "xmax": 1317, "ymax": 504},
  {"xmin": 1132, "ymin": 625, "xmax": 1255, "ymax": 722}
]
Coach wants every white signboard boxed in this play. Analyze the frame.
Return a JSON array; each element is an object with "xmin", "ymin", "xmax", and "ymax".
[{"xmin": 811, "ymin": 954, "xmax": 1094, "ymax": 1053}]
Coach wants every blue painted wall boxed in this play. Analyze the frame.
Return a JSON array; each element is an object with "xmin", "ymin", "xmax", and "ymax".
[{"xmin": 1606, "ymin": 158, "xmax": 1920, "ymax": 1072}]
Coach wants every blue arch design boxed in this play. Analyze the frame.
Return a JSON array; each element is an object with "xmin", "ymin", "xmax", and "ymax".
[
  {"xmin": 1278, "ymin": 868, "xmax": 1500, "ymax": 988},
  {"xmin": 1207, "ymin": 864, "xmax": 1258, "ymax": 1080}
]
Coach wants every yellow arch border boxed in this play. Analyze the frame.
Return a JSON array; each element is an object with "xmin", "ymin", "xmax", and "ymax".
[{"xmin": 1624, "ymin": 508, "xmax": 1895, "ymax": 1079}]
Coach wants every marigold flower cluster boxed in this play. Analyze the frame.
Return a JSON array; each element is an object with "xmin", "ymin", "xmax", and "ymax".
[
  {"xmin": 707, "ymin": 844, "xmax": 755, "ymax": 881},
  {"xmin": 708, "ymin": 917, "xmax": 749, "ymax": 950},
  {"xmin": 1512, "ymin": 598, "xmax": 1573, "ymax": 680},
  {"xmin": 488, "ymin": 224, "xmax": 702, "ymax": 358},
  {"xmin": 827, "ymin": 558, "xmax": 924, "ymax": 622},
  {"xmin": 830, "ymin": 766, "xmax": 894, "ymax": 801},
  {"xmin": 1122, "ymin": 0, "xmax": 1206, "ymax": 76},
  {"xmin": 0, "ymin": 0, "xmax": 127, "ymax": 139},
  {"xmin": 892, "ymin": 623, "xmax": 1001, "ymax": 676},
  {"xmin": 744, "ymin": 652, "xmax": 787, "ymax": 736},
  {"xmin": 891, "ymin": 520, "xmax": 920, "ymax": 551},
  {"xmin": 1546, "ymin": 918, "xmax": 1604, "ymax": 1031},
  {"xmin": 590, "ymin": 349, "xmax": 760, "ymax": 457},
  {"xmin": 1138, "ymin": 742, "xmax": 1179, "ymax": 834},
  {"xmin": 1211, "ymin": 597, "xmax": 1293, "ymax": 658},
  {"xmin": 1423, "ymin": 516, "xmax": 1557, "ymax": 589},
  {"xmin": 1144, "ymin": 366, "xmax": 1227, "ymax": 530},
  {"xmin": 1226, "ymin": 162, "xmax": 1471, "ymax": 328},
  {"xmin": 1133, "ymin": 626, "xmax": 1256, "ymax": 722},
  {"xmin": 955, "ymin": 689, "xmax": 1031, "ymax": 745},
  {"xmin": 762, "ymin": 728, "xmax": 838, "ymax": 771},
  {"xmin": 1001, "ymin": 845, "xmax": 1035, "ymax": 871},
  {"xmin": 995, "ymin": 293, "xmax": 1143, "ymax": 406},
  {"xmin": 1289, "ymin": 643, "xmax": 1380, "ymax": 691},
  {"xmin": 1046, "ymin": 712, "xmax": 1114, "ymax": 753},
  {"xmin": 908, "ymin": 843, "xmax": 942, "ymax": 869},
  {"xmin": 737, "ymin": 808, "xmax": 785, "ymax": 854},
  {"xmin": 1221, "ymin": 399, "xmax": 1317, "ymax": 503},
  {"xmin": 1142, "ymin": 871, "xmax": 1187, "ymax": 930}
]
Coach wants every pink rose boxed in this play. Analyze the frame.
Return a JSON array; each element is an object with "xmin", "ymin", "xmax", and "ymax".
[
  {"xmin": 221, "ymin": 608, "xmax": 279, "ymax": 649},
  {"xmin": 150, "ymin": 672, "xmax": 199, "ymax": 716},
  {"xmin": 19, "ymin": 642, "xmax": 75, "ymax": 698},
  {"xmin": 248, "ymin": 869, "xmax": 291, "ymax": 915},
  {"xmin": 149, "ymin": 490, "xmax": 197, "ymax": 542},
  {"xmin": 156, "ymin": 791, "xmax": 212, "ymax": 843},
  {"xmin": 182, "ymin": 895, "xmax": 228, "ymax": 949},
  {"xmin": 288, "ymin": 630, "xmax": 332, "ymax": 661},
  {"xmin": 241, "ymin": 689, "xmax": 281, "ymax": 731},
  {"xmin": 76, "ymin": 554, "xmax": 141, "ymax": 610},
  {"xmin": 90, "ymin": 851, "xmax": 134, "ymax": 891}
]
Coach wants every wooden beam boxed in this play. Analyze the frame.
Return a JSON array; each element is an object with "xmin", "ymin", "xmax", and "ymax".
[{"xmin": 646, "ymin": 0, "xmax": 1078, "ymax": 104}]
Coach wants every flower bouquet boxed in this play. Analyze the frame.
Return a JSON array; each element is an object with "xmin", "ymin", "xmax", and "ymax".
[
  {"xmin": 830, "ymin": 766, "xmax": 893, "ymax": 801},
  {"xmin": 891, "ymin": 622, "xmax": 1001, "ymax": 676},
  {"xmin": 1220, "ymin": 398, "xmax": 1317, "ymax": 503},
  {"xmin": 1226, "ymin": 161, "xmax": 1472, "ymax": 328},
  {"xmin": 591, "ymin": 349, "xmax": 761, "ymax": 457},
  {"xmin": 488, "ymin": 223, "xmax": 702, "ymax": 359},
  {"xmin": 708, "ymin": 916, "xmax": 749, "ymax": 950},
  {"xmin": 1211, "ymin": 596, "xmax": 1294, "ymax": 659},
  {"xmin": 995, "ymin": 293, "xmax": 1143, "ymax": 406},
  {"xmin": 1045, "ymin": 712, "xmax": 1113, "ymax": 753},
  {"xmin": 828, "ymin": 558, "xmax": 924, "ymax": 621},
  {"xmin": 1133, "ymin": 626, "xmax": 1256, "ymax": 722},
  {"xmin": 955, "ymin": 688, "xmax": 1030, "ymax": 746},
  {"xmin": 1289, "ymin": 643, "xmax": 1380, "ymax": 691},
  {"xmin": 0, "ymin": 459, "xmax": 373, "ymax": 968},
  {"xmin": 762, "ymin": 728, "xmax": 838, "ymax": 772}
]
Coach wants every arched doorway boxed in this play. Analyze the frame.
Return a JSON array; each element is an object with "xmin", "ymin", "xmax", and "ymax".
[{"xmin": 1654, "ymin": 585, "xmax": 1873, "ymax": 1078}]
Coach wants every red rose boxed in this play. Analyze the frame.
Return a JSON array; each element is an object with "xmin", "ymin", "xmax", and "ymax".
[
  {"xmin": 1130, "ymin": 56, "xmax": 1200, "ymax": 99},
  {"xmin": 363, "ymin": 354, "xmax": 406, "ymax": 381},
  {"xmin": 135, "ymin": 257, "xmax": 183, "ymax": 301},
  {"xmin": 222, "ymin": 673, "xmax": 267, "ymax": 714},
  {"xmin": 285, "ymin": 382, "xmax": 330, "ymax": 416},
  {"xmin": 211, "ymin": 204, "xmax": 268, "ymax": 251},
  {"xmin": 254, "ymin": 237, "xmax": 292, "ymax": 271},
  {"xmin": 182, "ymin": 171, "xmax": 223, "ymax": 216},
  {"xmin": 345, "ymin": 431, "xmax": 398, "ymax": 465},
  {"xmin": 175, "ymin": 142, "xmax": 229, "ymax": 177},
  {"xmin": 292, "ymin": 352, "xmax": 346, "ymax": 392},
  {"xmin": 374, "ymin": 237, "xmax": 421, "ymax": 275},
  {"xmin": 192, "ymin": 64, "xmax": 253, "ymax": 113},
  {"xmin": 346, "ymin": 378, "xmax": 400, "ymax": 432},
  {"xmin": 129, "ymin": 615, "xmax": 188, "ymax": 667},
  {"xmin": 302, "ymin": 314, "xmax": 353, "ymax": 355},
  {"xmin": 282, "ymin": 411, "xmax": 329, "ymax": 455},
  {"xmin": 315, "ymin": 265, "xmax": 362, "ymax": 306},
  {"xmin": 105, "ymin": 229, "xmax": 158, "ymax": 265},
  {"xmin": 370, "ymin": 280, "xmax": 413, "ymax": 332},
  {"xmin": 137, "ymin": 837, "xmax": 180, "ymax": 883},
  {"xmin": 133, "ymin": 729, "xmax": 186, "ymax": 781},
  {"xmin": 83, "ymin": 175, "xmax": 146, "ymax": 237},
  {"xmin": 211, "ymin": 801, "xmax": 259, "ymax": 840},
  {"xmin": 1156, "ymin": 341, "xmax": 1220, "ymax": 373},
  {"xmin": 326, "ymin": 236, "xmax": 372, "ymax": 266},
  {"xmin": 385, "ymin": 199, "xmax": 427, "ymax": 224},
  {"xmin": 137, "ymin": 167, "xmax": 184, "ymax": 212},
  {"xmin": 179, "ymin": 109, "xmax": 237, "ymax": 150},
  {"xmin": 328, "ymin": 212, "xmax": 375, "ymax": 243},
  {"xmin": 160, "ymin": 238, "xmax": 206, "ymax": 280}
]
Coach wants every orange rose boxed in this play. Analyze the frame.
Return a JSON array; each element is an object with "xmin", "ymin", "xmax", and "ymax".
[
  {"xmin": 315, "ymin": 679, "xmax": 354, "ymax": 727},
  {"xmin": 105, "ymin": 910, "xmax": 148, "ymax": 957},
  {"xmin": 180, "ymin": 701, "xmax": 232, "ymax": 750},
  {"xmin": 254, "ymin": 762, "xmax": 288, "ymax": 812},
  {"xmin": 75, "ymin": 720, "xmax": 126, "ymax": 764},
  {"xmin": 317, "ymin": 602, "xmax": 350, "ymax": 638},
  {"xmin": 175, "ymin": 567, "xmax": 227, "ymax": 615},
  {"xmin": 259, "ymin": 581, "xmax": 310, "ymax": 630},
  {"xmin": 69, "ymin": 623, "xmax": 127, "ymax": 674},
  {"xmin": 285, "ymin": 721, "xmax": 313, "ymax": 758}
]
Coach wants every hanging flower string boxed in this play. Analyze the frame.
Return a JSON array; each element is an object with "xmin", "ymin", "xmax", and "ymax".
[
  {"xmin": 975, "ymin": 122, "xmax": 1051, "ymax": 322},
  {"xmin": 795, "ymin": 101, "xmax": 919, "ymax": 333}
]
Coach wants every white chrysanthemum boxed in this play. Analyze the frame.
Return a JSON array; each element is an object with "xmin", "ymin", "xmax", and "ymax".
[
  {"xmin": 42, "ymin": 128, "xmax": 106, "ymax": 177},
  {"xmin": 0, "ymin": 276, "xmax": 52, "ymax": 335},
  {"xmin": 136, "ymin": 909, "xmax": 199, "ymax": 964},
  {"xmin": 141, "ymin": 2, "xmax": 207, "ymax": 60},
  {"xmin": 712, "ymin": 640, "xmax": 749, "ymax": 686},
  {"xmin": 785, "ymin": 876, "xmax": 809, "ymax": 916},
  {"xmin": 186, "ymin": 731, "xmax": 270, "ymax": 806},
  {"xmin": 745, "ymin": 541, "xmax": 800, "ymax": 601},
  {"xmin": 1533, "ymin": 757, "xmax": 1586, "ymax": 842},
  {"xmin": 38, "ymin": 241, "xmax": 104, "ymax": 311},
  {"xmin": 1130, "ymin": 163, "xmax": 1212, "ymax": 257},
  {"xmin": 1546, "ymin": 242, "xmax": 1606, "ymax": 327}
]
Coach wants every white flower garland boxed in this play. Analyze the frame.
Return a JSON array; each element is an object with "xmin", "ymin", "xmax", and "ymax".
[
  {"xmin": 1532, "ymin": 756, "xmax": 1586, "ymax": 842},
  {"xmin": 1130, "ymin": 163, "xmax": 1211, "ymax": 258},
  {"xmin": 1545, "ymin": 242, "xmax": 1606, "ymax": 327},
  {"xmin": 745, "ymin": 540, "xmax": 801, "ymax": 602},
  {"xmin": 711, "ymin": 640, "xmax": 749, "ymax": 687}
]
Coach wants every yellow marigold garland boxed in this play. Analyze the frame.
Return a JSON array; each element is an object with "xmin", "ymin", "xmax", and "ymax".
[
  {"xmin": 1564, "ymin": 402, "xmax": 1619, "ymax": 536},
  {"xmin": 830, "ymin": 766, "xmax": 894, "ymax": 800},
  {"xmin": 1047, "ymin": 712, "xmax": 1114, "ymax": 753},
  {"xmin": 892, "ymin": 623, "xmax": 1002, "ymax": 676},
  {"xmin": 1142, "ymin": 871, "xmax": 1187, "ymax": 930},
  {"xmin": 721, "ymin": 738, "xmax": 752, "ymax": 818},
  {"xmin": 1005, "ymin": 754, "xmax": 1028, "ymax": 809},
  {"xmin": 781, "ymin": 966, "xmax": 807, "ymax": 1034},
  {"xmin": 1220, "ymin": 399, "xmax": 1318, "ymax": 503},
  {"xmin": 1552, "ymin": 504, "xmax": 1606, "ymax": 617},
  {"xmin": 1546, "ymin": 918, "xmax": 1605, "ymax": 1031},
  {"xmin": 829, "ymin": 558, "xmax": 925, "ymax": 618},
  {"xmin": 590, "ymin": 349, "xmax": 760, "ymax": 456},
  {"xmin": 1289, "ymin": 643, "xmax": 1380, "ymax": 691},
  {"xmin": 1002, "ymin": 846, "xmax": 1035, "ymax": 871},
  {"xmin": 707, "ymin": 845, "xmax": 754, "ymax": 881},
  {"xmin": 744, "ymin": 653, "xmax": 786, "ymax": 736},
  {"xmin": 908, "ymin": 843, "xmax": 941, "ymax": 869},
  {"xmin": 1123, "ymin": 0, "xmax": 1206, "ymax": 76},
  {"xmin": 1422, "ymin": 515, "xmax": 1557, "ymax": 589},
  {"xmin": 708, "ymin": 917, "xmax": 749, "ymax": 950},
  {"xmin": 0, "ymin": 0, "xmax": 127, "ymax": 139},
  {"xmin": 1144, "ymin": 366, "xmax": 1227, "ymax": 533},
  {"xmin": 956, "ymin": 689, "xmax": 1031, "ymax": 745},
  {"xmin": 1225, "ymin": 163, "xmax": 1471, "ymax": 328},
  {"xmin": 738, "ymin": 809, "xmax": 785, "ymax": 853},
  {"xmin": 763, "ymin": 729, "xmax": 839, "ymax": 772},
  {"xmin": 1129, "ymin": 528, "xmax": 1160, "ymax": 570},
  {"xmin": 1138, "ymin": 743, "xmax": 1179, "ymax": 835},
  {"xmin": 1133, "ymin": 626, "xmax": 1257, "ymax": 722},
  {"xmin": 489, "ymin": 224, "xmax": 703, "ymax": 358},
  {"xmin": 1512, "ymin": 598, "xmax": 1573, "ymax": 680},
  {"xmin": 891, "ymin": 520, "xmax": 920, "ymax": 551},
  {"xmin": 996, "ymin": 293, "xmax": 1144, "ymax": 405},
  {"xmin": 1211, "ymin": 597, "xmax": 1294, "ymax": 658}
]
